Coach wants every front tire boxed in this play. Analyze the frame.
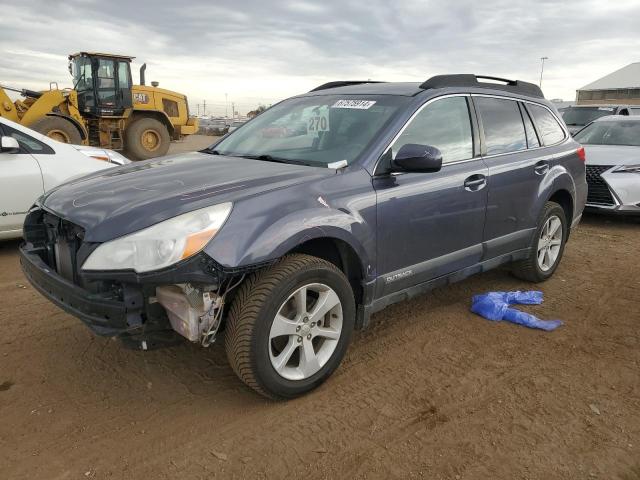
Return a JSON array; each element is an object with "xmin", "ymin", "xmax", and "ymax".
[
  {"xmin": 512, "ymin": 201, "xmax": 567, "ymax": 282},
  {"xmin": 225, "ymin": 254, "xmax": 355, "ymax": 399}
]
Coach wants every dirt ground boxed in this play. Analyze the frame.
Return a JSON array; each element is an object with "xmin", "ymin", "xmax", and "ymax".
[
  {"xmin": 167, "ymin": 134, "xmax": 219, "ymax": 155},
  {"xmin": 1, "ymin": 163, "xmax": 639, "ymax": 478}
]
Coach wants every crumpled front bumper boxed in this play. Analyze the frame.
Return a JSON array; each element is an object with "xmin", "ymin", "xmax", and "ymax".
[{"xmin": 20, "ymin": 245, "xmax": 130, "ymax": 336}]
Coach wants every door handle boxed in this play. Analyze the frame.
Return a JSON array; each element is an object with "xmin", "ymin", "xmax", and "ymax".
[
  {"xmin": 534, "ymin": 161, "xmax": 549, "ymax": 175},
  {"xmin": 464, "ymin": 174, "xmax": 487, "ymax": 191}
]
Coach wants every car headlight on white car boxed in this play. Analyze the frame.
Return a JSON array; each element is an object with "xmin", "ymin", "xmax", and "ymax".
[
  {"xmin": 74, "ymin": 145, "xmax": 131, "ymax": 165},
  {"xmin": 615, "ymin": 164, "xmax": 640, "ymax": 173},
  {"xmin": 82, "ymin": 203, "xmax": 232, "ymax": 273}
]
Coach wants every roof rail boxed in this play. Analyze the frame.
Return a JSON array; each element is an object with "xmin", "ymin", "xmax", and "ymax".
[
  {"xmin": 309, "ymin": 80, "xmax": 385, "ymax": 92},
  {"xmin": 419, "ymin": 74, "xmax": 544, "ymax": 98}
]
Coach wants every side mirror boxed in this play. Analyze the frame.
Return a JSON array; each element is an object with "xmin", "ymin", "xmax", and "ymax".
[
  {"xmin": 392, "ymin": 144, "xmax": 442, "ymax": 172},
  {"xmin": 0, "ymin": 136, "xmax": 20, "ymax": 154}
]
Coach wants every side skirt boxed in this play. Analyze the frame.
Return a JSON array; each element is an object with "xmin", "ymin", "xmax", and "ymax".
[{"xmin": 356, "ymin": 248, "xmax": 530, "ymax": 329}]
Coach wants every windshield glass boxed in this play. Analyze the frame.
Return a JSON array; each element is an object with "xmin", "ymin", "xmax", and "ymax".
[
  {"xmin": 560, "ymin": 106, "xmax": 616, "ymax": 126},
  {"xmin": 71, "ymin": 56, "xmax": 93, "ymax": 92},
  {"xmin": 574, "ymin": 120, "xmax": 640, "ymax": 146},
  {"xmin": 211, "ymin": 94, "xmax": 409, "ymax": 166}
]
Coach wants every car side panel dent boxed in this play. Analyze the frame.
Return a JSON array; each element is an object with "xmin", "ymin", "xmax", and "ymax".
[
  {"xmin": 203, "ymin": 169, "xmax": 377, "ymax": 280},
  {"xmin": 208, "ymin": 207, "xmax": 374, "ymax": 277}
]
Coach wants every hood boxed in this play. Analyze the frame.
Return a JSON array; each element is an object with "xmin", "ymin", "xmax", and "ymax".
[
  {"xmin": 583, "ymin": 144, "xmax": 640, "ymax": 166},
  {"xmin": 41, "ymin": 152, "xmax": 334, "ymax": 242}
]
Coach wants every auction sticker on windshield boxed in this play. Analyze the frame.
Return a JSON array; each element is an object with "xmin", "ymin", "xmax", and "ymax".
[
  {"xmin": 305, "ymin": 106, "xmax": 330, "ymax": 135},
  {"xmin": 332, "ymin": 99, "xmax": 377, "ymax": 109}
]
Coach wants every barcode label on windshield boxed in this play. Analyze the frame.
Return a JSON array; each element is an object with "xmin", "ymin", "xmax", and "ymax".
[{"xmin": 332, "ymin": 100, "xmax": 376, "ymax": 109}]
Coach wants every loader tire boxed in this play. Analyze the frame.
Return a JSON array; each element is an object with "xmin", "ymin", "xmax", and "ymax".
[
  {"xmin": 124, "ymin": 117, "xmax": 170, "ymax": 160},
  {"xmin": 30, "ymin": 116, "xmax": 82, "ymax": 144}
]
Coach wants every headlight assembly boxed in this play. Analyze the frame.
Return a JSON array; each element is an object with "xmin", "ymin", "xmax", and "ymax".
[
  {"xmin": 82, "ymin": 203, "xmax": 232, "ymax": 273},
  {"xmin": 615, "ymin": 164, "xmax": 640, "ymax": 173}
]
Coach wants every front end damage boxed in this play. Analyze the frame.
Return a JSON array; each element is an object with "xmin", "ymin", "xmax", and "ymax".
[{"xmin": 20, "ymin": 207, "xmax": 251, "ymax": 350}]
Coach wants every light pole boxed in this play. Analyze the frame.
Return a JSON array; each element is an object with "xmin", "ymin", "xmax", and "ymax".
[{"xmin": 539, "ymin": 56, "xmax": 549, "ymax": 88}]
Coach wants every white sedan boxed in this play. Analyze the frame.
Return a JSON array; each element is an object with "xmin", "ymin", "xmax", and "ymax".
[{"xmin": 0, "ymin": 117, "xmax": 128, "ymax": 240}]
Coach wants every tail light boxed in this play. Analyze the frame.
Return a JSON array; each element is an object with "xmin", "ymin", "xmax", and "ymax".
[{"xmin": 576, "ymin": 146, "xmax": 586, "ymax": 162}]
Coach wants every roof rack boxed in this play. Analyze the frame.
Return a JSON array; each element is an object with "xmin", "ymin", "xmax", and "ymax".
[
  {"xmin": 419, "ymin": 74, "xmax": 544, "ymax": 98},
  {"xmin": 309, "ymin": 80, "xmax": 385, "ymax": 92}
]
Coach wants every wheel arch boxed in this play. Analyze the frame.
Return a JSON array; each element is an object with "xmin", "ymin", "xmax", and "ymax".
[
  {"xmin": 290, "ymin": 236, "xmax": 365, "ymax": 307},
  {"xmin": 547, "ymin": 189, "xmax": 574, "ymax": 226},
  {"xmin": 129, "ymin": 110, "xmax": 174, "ymax": 136}
]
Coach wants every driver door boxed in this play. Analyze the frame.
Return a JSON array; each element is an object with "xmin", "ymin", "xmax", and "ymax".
[{"xmin": 373, "ymin": 95, "xmax": 488, "ymax": 297}]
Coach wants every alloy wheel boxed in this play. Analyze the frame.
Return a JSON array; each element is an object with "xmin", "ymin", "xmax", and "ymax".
[
  {"xmin": 537, "ymin": 215, "xmax": 563, "ymax": 272},
  {"xmin": 268, "ymin": 283, "xmax": 343, "ymax": 381}
]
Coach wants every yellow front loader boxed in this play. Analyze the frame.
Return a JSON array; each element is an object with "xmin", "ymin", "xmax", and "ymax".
[{"xmin": 0, "ymin": 52, "xmax": 198, "ymax": 160}]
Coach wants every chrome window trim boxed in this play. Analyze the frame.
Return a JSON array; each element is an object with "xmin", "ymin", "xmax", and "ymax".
[
  {"xmin": 471, "ymin": 93, "xmax": 570, "ymax": 159},
  {"xmin": 375, "ymin": 92, "xmax": 572, "ymax": 173}
]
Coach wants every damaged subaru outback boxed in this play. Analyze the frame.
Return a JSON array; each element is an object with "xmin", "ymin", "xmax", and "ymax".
[{"xmin": 21, "ymin": 75, "xmax": 587, "ymax": 399}]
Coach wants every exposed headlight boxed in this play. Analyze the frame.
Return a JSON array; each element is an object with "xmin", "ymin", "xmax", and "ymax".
[
  {"xmin": 75, "ymin": 146, "xmax": 131, "ymax": 165},
  {"xmin": 82, "ymin": 203, "xmax": 232, "ymax": 272},
  {"xmin": 614, "ymin": 164, "xmax": 640, "ymax": 173}
]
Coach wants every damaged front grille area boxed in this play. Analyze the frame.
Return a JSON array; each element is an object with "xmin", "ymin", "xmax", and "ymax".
[
  {"xmin": 21, "ymin": 207, "xmax": 255, "ymax": 348},
  {"xmin": 23, "ymin": 208, "xmax": 124, "ymax": 302}
]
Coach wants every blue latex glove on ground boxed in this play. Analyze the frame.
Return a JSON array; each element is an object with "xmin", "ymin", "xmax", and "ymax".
[{"xmin": 471, "ymin": 291, "xmax": 562, "ymax": 331}]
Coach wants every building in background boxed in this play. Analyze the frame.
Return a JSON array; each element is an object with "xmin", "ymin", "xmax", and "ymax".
[{"xmin": 576, "ymin": 62, "xmax": 640, "ymax": 105}]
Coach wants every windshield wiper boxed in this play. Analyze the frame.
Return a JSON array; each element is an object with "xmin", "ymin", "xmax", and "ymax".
[
  {"xmin": 238, "ymin": 154, "xmax": 311, "ymax": 166},
  {"xmin": 202, "ymin": 146, "xmax": 221, "ymax": 155}
]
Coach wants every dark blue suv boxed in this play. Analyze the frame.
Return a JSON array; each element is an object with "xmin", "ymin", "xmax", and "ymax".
[{"xmin": 20, "ymin": 74, "xmax": 587, "ymax": 399}]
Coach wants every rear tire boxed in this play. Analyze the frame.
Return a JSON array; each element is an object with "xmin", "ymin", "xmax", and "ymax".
[
  {"xmin": 225, "ymin": 254, "xmax": 355, "ymax": 399},
  {"xmin": 124, "ymin": 117, "xmax": 170, "ymax": 160},
  {"xmin": 30, "ymin": 116, "xmax": 82, "ymax": 144},
  {"xmin": 512, "ymin": 201, "xmax": 567, "ymax": 283}
]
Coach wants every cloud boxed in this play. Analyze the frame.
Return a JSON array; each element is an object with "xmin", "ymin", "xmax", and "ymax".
[{"xmin": 1, "ymin": 0, "xmax": 639, "ymax": 115}]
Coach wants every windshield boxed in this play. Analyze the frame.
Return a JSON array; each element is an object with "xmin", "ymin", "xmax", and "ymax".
[
  {"xmin": 574, "ymin": 120, "xmax": 640, "ymax": 146},
  {"xmin": 211, "ymin": 94, "xmax": 409, "ymax": 166},
  {"xmin": 561, "ymin": 106, "xmax": 616, "ymax": 126}
]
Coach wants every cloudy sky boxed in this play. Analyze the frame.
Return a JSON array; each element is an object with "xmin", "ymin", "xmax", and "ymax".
[{"xmin": 2, "ymin": 0, "xmax": 639, "ymax": 116}]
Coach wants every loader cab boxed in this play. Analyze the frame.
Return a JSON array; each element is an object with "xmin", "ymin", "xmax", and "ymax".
[{"xmin": 69, "ymin": 52, "xmax": 133, "ymax": 117}]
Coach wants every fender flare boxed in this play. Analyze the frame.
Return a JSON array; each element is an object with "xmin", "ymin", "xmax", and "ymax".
[
  {"xmin": 546, "ymin": 168, "xmax": 577, "ymax": 216},
  {"xmin": 45, "ymin": 112, "xmax": 88, "ymax": 140}
]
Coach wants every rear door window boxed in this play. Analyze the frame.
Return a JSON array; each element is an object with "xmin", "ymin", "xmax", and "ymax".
[
  {"xmin": 528, "ymin": 104, "xmax": 566, "ymax": 146},
  {"xmin": 475, "ymin": 97, "xmax": 527, "ymax": 155}
]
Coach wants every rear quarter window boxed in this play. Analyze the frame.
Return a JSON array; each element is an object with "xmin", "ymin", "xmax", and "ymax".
[{"xmin": 527, "ymin": 104, "xmax": 566, "ymax": 146}]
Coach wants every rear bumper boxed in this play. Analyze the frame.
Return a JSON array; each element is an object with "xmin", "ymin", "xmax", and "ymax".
[{"xmin": 20, "ymin": 245, "xmax": 130, "ymax": 336}]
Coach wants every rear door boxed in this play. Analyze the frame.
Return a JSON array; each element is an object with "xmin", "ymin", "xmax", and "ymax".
[
  {"xmin": 473, "ymin": 95, "xmax": 550, "ymax": 258},
  {"xmin": 374, "ymin": 95, "xmax": 488, "ymax": 297},
  {"xmin": 0, "ymin": 124, "xmax": 45, "ymax": 236}
]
